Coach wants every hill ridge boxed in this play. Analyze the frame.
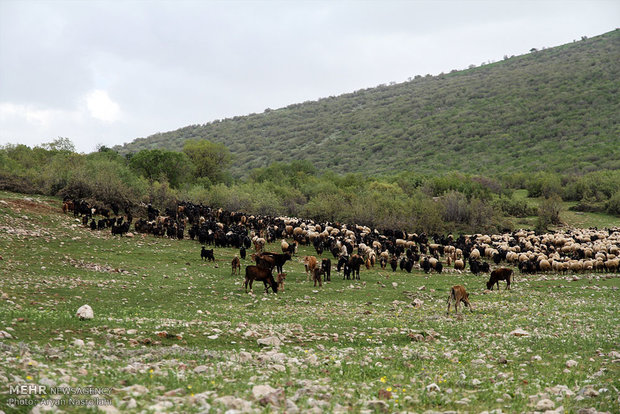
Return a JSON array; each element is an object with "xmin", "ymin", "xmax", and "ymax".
[{"xmin": 114, "ymin": 29, "xmax": 620, "ymax": 177}]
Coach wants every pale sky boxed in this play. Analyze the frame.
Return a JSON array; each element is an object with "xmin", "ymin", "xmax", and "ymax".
[{"xmin": 0, "ymin": 0, "xmax": 617, "ymax": 153}]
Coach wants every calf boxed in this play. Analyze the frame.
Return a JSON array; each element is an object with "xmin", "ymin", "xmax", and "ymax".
[
  {"xmin": 487, "ymin": 267, "xmax": 513, "ymax": 290},
  {"xmin": 447, "ymin": 285, "xmax": 473, "ymax": 314},
  {"xmin": 348, "ymin": 254, "xmax": 365, "ymax": 280},
  {"xmin": 303, "ymin": 256, "xmax": 318, "ymax": 281},
  {"xmin": 320, "ymin": 258, "xmax": 331, "ymax": 282},
  {"xmin": 276, "ymin": 273, "xmax": 286, "ymax": 292},
  {"xmin": 261, "ymin": 252, "xmax": 292, "ymax": 274},
  {"xmin": 244, "ymin": 265, "xmax": 278, "ymax": 293},
  {"xmin": 312, "ymin": 267, "xmax": 323, "ymax": 287},
  {"xmin": 231, "ymin": 256, "xmax": 241, "ymax": 276},
  {"xmin": 201, "ymin": 246, "xmax": 215, "ymax": 262}
]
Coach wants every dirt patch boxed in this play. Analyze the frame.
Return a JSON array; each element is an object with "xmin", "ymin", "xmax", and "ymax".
[{"xmin": 0, "ymin": 197, "xmax": 60, "ymax": 215}]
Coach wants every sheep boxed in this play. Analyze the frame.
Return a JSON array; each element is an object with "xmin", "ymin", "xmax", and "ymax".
[
  {"xmin": 454, "ymin": 259, "xmax": 465, "ymax": 271},
  {"xmin": 447, "ymin": 285, "xmax": 472, "ymax": 314},
  {"xmin": 486, "ymin": 267, "xmax": 513, "ymax": 290}
]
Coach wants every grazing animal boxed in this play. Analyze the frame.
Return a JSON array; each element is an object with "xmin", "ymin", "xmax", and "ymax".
[
  {"xmin": 486, "ymin": 267, "xmax": 513, "ymax": 290},
  {"xmin": 321, "ymin": 258, "xmax": 331, "ymax": 282},
  {"xmin": 447, "ymin": 285, "xmax": 473, "ymax": 314},
  {"xmin": 303, "ymin": 255, "xmax": 318, "ymax": 281},
  {"xmin": 201, "ymin": 246, "xmax": 215, "ymax": 262},
  {"xmin": 276, "ymin": 273, "xmax": 286, "ymax": 292},
  {"xmin": 312, "ymin": 267, "xmax": 323, "ymax": 287},
  {"xmin": 348, "ymin": 254, "xmax": 365, "ymax": 280},
  {"xmin": 240, "ymin": 246, "xmax": 246, "ymax": 260},
  {"xmin": 390, "ymin": 256, "xmax": 398, "ymax": 272},
  {"xmin": 231, "ymin": 256, "xmax": 241, "ymax": 275},
  {"xmin": 260, "ymin": 252, "xmax": 292, "ymax": 274},
  {"xmin": 244, "ymin": 265, "xmax": 278, "ymax": 293}
]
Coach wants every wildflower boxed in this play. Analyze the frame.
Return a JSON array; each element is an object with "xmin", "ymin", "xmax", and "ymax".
[
  {"xmin": 149, "ymin": 369, "xmax": 154, "ymax": 373},
  {"xmin": 386, "ymin": 387, "xmax": 392, "ymax": 392},
  {"xmin": 26, "ymin": 375, "xmax": 32, "ymax": 380},
  {"xmin": 187, "ymin": 385, "xmax": 192, "ymax": 389},
  {"xmin": 380, "ymin": 376, "xmax": 387, "ymax": 383}
]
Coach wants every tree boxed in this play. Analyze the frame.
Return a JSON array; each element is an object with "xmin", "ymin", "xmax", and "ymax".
[
  {"xmin": 40, "ymin": 137, "xmax": 75, "ymax": 153},
  {"xmin": 183, "ymin": 139, "xmax": 232, "ymax": 184},
  {"xmin": 129, "ymin": 149, "xmax": 192, "ymax": 188}
]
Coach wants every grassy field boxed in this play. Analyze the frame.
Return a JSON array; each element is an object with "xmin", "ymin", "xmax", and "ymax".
[
  {"xmin": 512, "ymin": 189, "xmax": 620, "ymax": 231},
  {"xmin": 0, "ymin": 191, "xmax": 619, "ymax": 413}
]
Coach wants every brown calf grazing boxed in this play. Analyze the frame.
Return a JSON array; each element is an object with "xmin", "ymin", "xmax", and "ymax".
[
  {"xmin": 303, "ymin": 255, "xmax": 318, "ymax": 281},
  {"xmin": 231, "ymin": 256, "xmax": 241, "ymax": 276},
  {"xmin": 244, "ymin": 265, "xmax": 278, "ymax": 293},
  {"xmin": 487, "ymin": 267, "xmax": 513, "ymax": 290},
  {"xmin": 312, "ymin": 267, "xmax": 322, "ymax": 287},
  {"xmin": 447, "ymin": 285, "xmax": 472, "ymax": 314},
  {"xmin": 276, "ymin": 273, "xmax": 286, "ymax": 292}
]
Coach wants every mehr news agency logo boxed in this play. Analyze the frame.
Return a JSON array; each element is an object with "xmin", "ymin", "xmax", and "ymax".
[{"xmin": 7, "ymin": 384, "xmax": 112, "ymax": 407}]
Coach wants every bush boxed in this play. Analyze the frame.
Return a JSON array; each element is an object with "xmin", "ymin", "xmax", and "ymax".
[
  {"xmin": 536, "ymin": 195, "xmax": 563, "ymax": 232},
  {"xmin": 606, "ymin": 191, "xmax": 620, "ymax": 216}
]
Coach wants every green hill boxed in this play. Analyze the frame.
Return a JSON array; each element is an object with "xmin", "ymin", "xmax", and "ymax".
[{"xmin": 114, "ymin": 29, "xmax": 620, "ymax": 178}]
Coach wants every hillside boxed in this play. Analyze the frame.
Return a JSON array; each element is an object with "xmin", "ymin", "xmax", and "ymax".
[{"xmin": 114, "ymin": 30, "xmax": 620, "ymax": 178}]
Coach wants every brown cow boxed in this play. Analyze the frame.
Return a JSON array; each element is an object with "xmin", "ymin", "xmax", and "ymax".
[
  {"xmin": 276, "ymin": 273, "xmax": 286, "ymax": 292},
  {"xmin": 312, "ymin": 267, "xmax": 322, "ymax": 287},
  {"xmin": 487, "ymin": 267, "xmax": 513, "ymax": 290},
  {"xmin": 303, "ymin": 256, "xmax": 318, "ymax": 281},
  {"xmin": 244, "ymin": 265, "xmax": 278, "ymax": 293},
  {"xmin": 231, "ymin": 256, "xmax": 241, "ymax": 276},
  {"xmin": 447, "ymin": 285, "xmax": 472, "ymax": 314}
]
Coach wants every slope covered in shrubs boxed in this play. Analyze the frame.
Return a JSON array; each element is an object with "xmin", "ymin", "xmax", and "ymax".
[{"xmin": 114, "ymin": 30, "xmax": 619, "ymax": 178}]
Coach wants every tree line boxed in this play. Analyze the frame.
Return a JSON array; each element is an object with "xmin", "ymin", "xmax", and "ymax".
[{"xmin": 1, "ymin": 138, "xmax": 619, "ymax": 234}]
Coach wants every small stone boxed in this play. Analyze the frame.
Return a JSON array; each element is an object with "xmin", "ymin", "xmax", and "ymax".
[
  {"xmin": 472, "ymin": 379, "xmax": 482, "ymax": 386},
  {"xmin": 510, "ymin": 328, "xmax": 530, "ymax": 337},
  {"xmin": 76, "ymin": 304, "xmax": 94, "ymax": 320},
  {"xmin": 73, "ymin": 339, "xmax": 85, "ymax": 347},
  {"xmin": 426, "ymin": 383, "xmax": 440, "ymax": 392},
  {"xmin": 566, "ymin": 359, "xmax": 578, "ymax": 368},
  {"xmin": 257, "ymin": 336, "xmax": 282, "ymax": 347},
  {"xmin": 535, "ymin": 399, "xmax": 555, "ymax": 411},
  {"xmin": 194, "ymin": 365, "xmax": 208, "ymax": 374}
]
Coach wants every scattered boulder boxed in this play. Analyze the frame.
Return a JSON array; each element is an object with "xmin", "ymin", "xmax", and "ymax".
[
  {"xmin": 76, "ymin": 304, "xmax": 94, "ymax": 320},
  {"xmin": 510, "ymin": 328, "xmax": 530, "ymax": 337},
  {"xmin": 257, "ymin": 336, "xmax": 282, "ymax": 347}
]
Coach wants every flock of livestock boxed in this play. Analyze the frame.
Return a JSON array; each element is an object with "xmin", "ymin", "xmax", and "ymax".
[{"xmin": 63, "ymin": 199, "xmax": 620, "ymax": 311}]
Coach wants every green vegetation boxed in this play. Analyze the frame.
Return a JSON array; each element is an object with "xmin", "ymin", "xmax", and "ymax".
[
  {"xmin": 114, "ymin": 30, "xmax": 620, "ymax": 178},
  {"xmin": 0, "ymin": 192, "xmax": 618, "ymax": 413},
  {"xmin": 2, "ymin": 141, "xmax": 619, "ymax": 235}
]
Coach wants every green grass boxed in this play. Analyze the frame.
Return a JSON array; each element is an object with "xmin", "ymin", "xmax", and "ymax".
[
  {"xmin": 512, "ymin": 189, "xmax": 620, "ymax": 229},
  {"xmin": 0, "ymin": 191, "xmax": 619, "ymax": 413}
]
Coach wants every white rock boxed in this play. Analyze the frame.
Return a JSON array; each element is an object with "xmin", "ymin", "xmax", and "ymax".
[
  {"xmin": 413, "ymin": 298, "xmax": 424, "ymax": 308},
  {"xmin": 566, "ymin": 359, "xmax": 578, "ymax": 368},
  {"xmin": 510, "ymin": 328, "xmax": 530, "ymax": 337},
  {"xmin": 472, "ymin": 379, "xmax": 482, "ymax": 386},
  {"xmin": 125, "ymin": 398, "xmax": 137, "ymax": 409},
  {"xmin": 252, "ymin": 384, "xmax": 277, "ymax": 399},
  {"xmin": 126, "ymin": 329, "xmax": 137, "ymax": 335},
  {"xmin": 76, "ymin": 304, "xmax": 94, "ymax": 320},
  {"xmin": 194, "ymin": 365, "xmax": 209, "ymax": 373},
  {"xmin": 471, "ymin": 359, "xmax": 485, "ymax": 365},
  {"xmin": 73, "ymin": 339, "xmax": 85, "ymax": 347},
  {"xmin": 426, "ymin": 383, "xmax": 441, "ymax": 392},
  {"xmin": 535, "ymin": 399, "xmax": 555, "ymax": 411},
  {"xmin": 257, "ymin": 336, "xmax": 282, "ymax": 347},
  {"xmin": 98, "ymin": 405, "xmax": 120, "ymax": 414},
  {"xmin": 238, "ymin": 351, "xmax": 252, "ymax": 362},
  {"xmin": 0, "ymin": 330, "xmax": 13, "ymax": 339}
]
